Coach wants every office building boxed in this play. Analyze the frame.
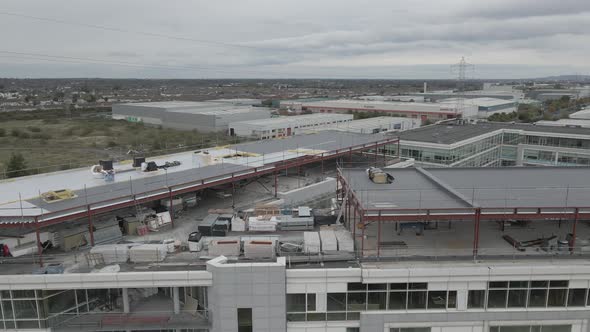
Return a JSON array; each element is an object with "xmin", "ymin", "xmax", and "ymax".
[{"xmin": 391, "ymin": 121, "xmax": 590, "ymax": 167}]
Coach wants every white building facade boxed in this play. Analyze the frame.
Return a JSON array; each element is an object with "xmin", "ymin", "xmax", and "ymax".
[
  {"xmin": 3, "ymin": 258, "xmax": 590, "ymax": 332},
  {"xmin": 229, "ymin": 114, "xmax": 353, "ymax": 139}
]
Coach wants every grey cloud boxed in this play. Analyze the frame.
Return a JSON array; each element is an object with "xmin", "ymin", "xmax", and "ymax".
[
  {"xmin": 458, "ymin": 0, "xmax": 590, "ymax": 19},
  {"xmin": 0, "ymin": 0, "xmax": 589, "ymax": 78}
]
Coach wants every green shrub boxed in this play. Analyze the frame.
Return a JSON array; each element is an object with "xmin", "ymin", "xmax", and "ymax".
[{"xmin": 26, "ymin": 126, "xmax": 41, "ymax": 132}]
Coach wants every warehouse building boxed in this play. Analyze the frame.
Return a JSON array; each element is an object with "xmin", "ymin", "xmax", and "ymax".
[
  {"xmin": 390, "ymin": 120, "xmax": 590, "ymax": 167},
  {"xmin": 112, "ymin": 100, "xmax": 271, "ymax": 132},
  {"xmin": 439, "ymin": 97, "xmax": 517, "ymax": 118},
  {"xmin": 322, "ymin": 116, "xmax": 420, "ymax": 134},
  {"xmin": 228, "ymin": 113, "xmax": 353, "ymax": 139},
  {"xmin": 301, "ymin": 100, "xmax": 478, "ymax": 122}
]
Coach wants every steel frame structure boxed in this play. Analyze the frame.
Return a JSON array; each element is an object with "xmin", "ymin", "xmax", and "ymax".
[
  {"xmin": 0, "ymin": 137, "xmax": 399, "ymax": 264},
  {"xmin": 336, "ymin": 167, "xmax": 590, "ymax": 258}
]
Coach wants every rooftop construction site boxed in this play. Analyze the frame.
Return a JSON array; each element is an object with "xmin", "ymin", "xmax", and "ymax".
[{"xmin": 1, "ymin": 122, "xmax": 590, "ymax": 274}]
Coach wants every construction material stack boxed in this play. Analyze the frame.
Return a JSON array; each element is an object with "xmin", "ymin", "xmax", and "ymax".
[
  {"xmin": 319, "ymin": 228, "xmax": 338, "ymax": 252},
  {"xmin": 333, "ymin": 226, "xmax": 355, "ymax": 252},
  {"xmin": 129, "ymin": 244, "xmax": 168, "ymax": 262},
  {"xmin": 366, "ymin": 167, "xmax": 394, "ymax": 184},
  {"xmin": 244, "ymin": 240, "xmax": 276, "ymax": 259},
  {"xmin": 303, "ymin": 232, "xmax": 321, "ymax": 254},
  {"xmin": 209, "ymin": 239, "xmax": 241, "ymax": 256},
  {"xmin": 90, "ymin": 244, "xmax": 134, "ymax": 264}
]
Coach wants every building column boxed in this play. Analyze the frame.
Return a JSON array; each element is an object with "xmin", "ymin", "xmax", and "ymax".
[
  {"xmin": 173, "ymin": 287, "xmax": 180, "ymax": 314},
  {"xmin": 122, "ymin": 288, "xmax": 130, "ymax": 313}
]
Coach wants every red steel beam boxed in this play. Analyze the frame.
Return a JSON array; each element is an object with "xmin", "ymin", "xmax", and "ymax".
[
  {"xmin": 0, "ymin": 137, "xmax": 399, "ymax": 228},
  {"xmin": 473, "ymin": 208, "xmax": 481, "ymax": 257}
]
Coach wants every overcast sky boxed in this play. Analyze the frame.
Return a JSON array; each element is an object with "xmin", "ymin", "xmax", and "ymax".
[{"xmin": 1, "ymin": 0, "xmax": 589, "ymax": 79}]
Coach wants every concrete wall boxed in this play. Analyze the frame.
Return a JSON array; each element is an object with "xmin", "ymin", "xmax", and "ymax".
[{"xmin": 207, "ymin": 256, "xmax": 287, "ymax": 332}]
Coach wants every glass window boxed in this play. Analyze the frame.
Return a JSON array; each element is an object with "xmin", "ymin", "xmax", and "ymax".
[
  {"xmin": 390, "ymin": 283, "xmax": 408, "ymax": 290},
  {"xmin": 368, "ymin": 284, "xmax": 387, "ymax": 291},
  {"xmin": 346, "ymin": 328, "xmax": 360, "ymax": 332},
  {"xmin": 237, "ymin": 308, "xmax": 252, "ymax": 332},
  {"xmin": 286, "ymin": 294, "xmax": 306, "ymax": 312},
  {"xmin": 409, "ymin": 283, "xmax": 427, "ymax": 290},
  {"xmin": 347, "ymin": 283, "xmax": 366, "ymax": 291},
  {"xmin": 11, "ymin": 290, "xmax": 36, "ymax": 299},
  {"xmin": 327, "ymin": 293, "xmax": 346, "ymax": 311},
  {"xmin": 542, "ymin": 325, "xmax": 572, "ymax": 332},
  {"xmin": 547, "ymin": 288, "xmax": 567, "ymax": 307},
  {"xmin": 489, "ymin": 281, "xmax": 509, "ymax": 289},
  {"xmin": 509, "ymin": 281, "xmax": 529, "ymax": 288},
  {"xmin": 327, "ymin": 312, "xmax": 346, "ymax": 320},
  {"xmin": 346, "ymin": 312, "xmax": 360, "ymax": 320},
  {"xmin": 347, "ymin": 293, "xmax": 366, "ymax": 311},
  {"xmin": 286, "ymin": 313, "xmax": 305, "ymax": 322},
  {"xmin": 45, "ymin": 289, "xmax": 77, "ymax": 315},
  {"xmin": 2, "ymin": 300, "xmax": 14, "ymax": 320},
  {"xmin": 389, "ymin": 291, "xmax": 407, "ymax": 310},
  {"xmin": 306, "ymin": 313, "xmax": 326, "ymax": 321},
  {"xmin": 407, "ymin": 291, "xmax": 427, "ymax": 309},
  {"xmin": 390, "ymin": 328, "xmax": 431, "ymax": 332},
  {"xmin": 549, "ymin": 281, "xmax": 568, "ymax": 288},
  {"xmin": 567, "ymin": 289, "xmax": 586, "ymax": 307},
  {"xmin": 306, "ymin": 294, "xmax": 316, "ymax": 312},
  {"xmin": 468, "ymin": 290, "xmax": 485, "ymax": 308},
  {"xmin": 447, "ymin": 291, "xmax": 457, "ymax": 309},
  {"xmin": 488, "ymin": 290, "xmax": 507, "ymax": 308},
  {"xmin": 15, "ymin": 320, "xmax": 39, "ymax": 329},
  {"xmin": 427, "ymin": 291, "xmax": 446, "ymax": 309},
  {"xmin": 498, "ymin": 327, "xmax": 532, "ymax": 332},
  {"xmin": 367, "ymin": 292, "xmax": 386, "ymax": 310},
  {"xmin": 12, "ymin": 300, "xmax": 39, "ymax": 319},
  {"xmin": 528, "ymin": 289, "xmax": 547, "ymax": 307},
  {"xmin": 507, "ymin": 289, "xmax": 527, "ymax": 308},
  {"xmin": 531, "ymin": 281, "xmax": 548, "ymax": 288}
]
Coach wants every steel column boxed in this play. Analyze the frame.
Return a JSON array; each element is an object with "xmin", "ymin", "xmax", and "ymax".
[
  {"xmin": 353, "ymin": 204, "xmax": 357, "ymax": 249},
  {"xmin": 168, "ymin": 188, "xmax": 175, "ymax": 228},
  {"xmin": 34, "ymin": 217, "xmax": 43, "ymax": 267},
  {"xmin": 231, "ymin": 181, "xmax": 236, "ymax": 209},
  {"xmin": 274, "ymin": 171, "xmax": 278, "ymax": 198},
  {"xmin": 374, "ymin": 141, "xmax": 378, "ymax": 165},
  {"xmin": 572, "ymin": 207, "xmax": 580, "ymax": 251},
  {"xmin": 360, "ymin": 212, "xmax": 365, "ymax": 257},
  {"xmin": 87, "ymin": 206, "xmax": 95, "ymax": 247},
  {"xmin": 473, "ymin": 208, "xmax": 481, "ymax": 257},
  {"xmin": 377, "ymin": 212, "xmax": 382, "ymax": 257}
]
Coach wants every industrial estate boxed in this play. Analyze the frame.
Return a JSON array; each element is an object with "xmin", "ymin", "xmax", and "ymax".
[{"xmin": 1, "ymin": 77, "xmax": 590, "ymax": 332}]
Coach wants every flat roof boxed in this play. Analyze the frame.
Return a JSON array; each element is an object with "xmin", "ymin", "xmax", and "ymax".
[
  {"xmin": 439, "ymin": 97, "xmax": 516, "ymax": 107},
  {"xmin": 302, "ymin": 100, "xmax": 461, "ymax": 112},
  {"xmin": 399, "ymin": 121, "xmax": 590, "ymax": 145},
  {"xmin": 341, "ymin": 167, "xmax": 590, "ymax": 211},
  {"xmin": 229, "ymin": 113, "xmax": 352, "ymax": 127},
  {"xmin": 327, "ymin": 117, "xmax": 415, "ymax": 129},
  {"xmin": 571, "ymin": 108, "xmax": 590, "ymax": 120},
  {"xmin": 0, "ymin": 131, "xmax": 396, "ymax": 223}
]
